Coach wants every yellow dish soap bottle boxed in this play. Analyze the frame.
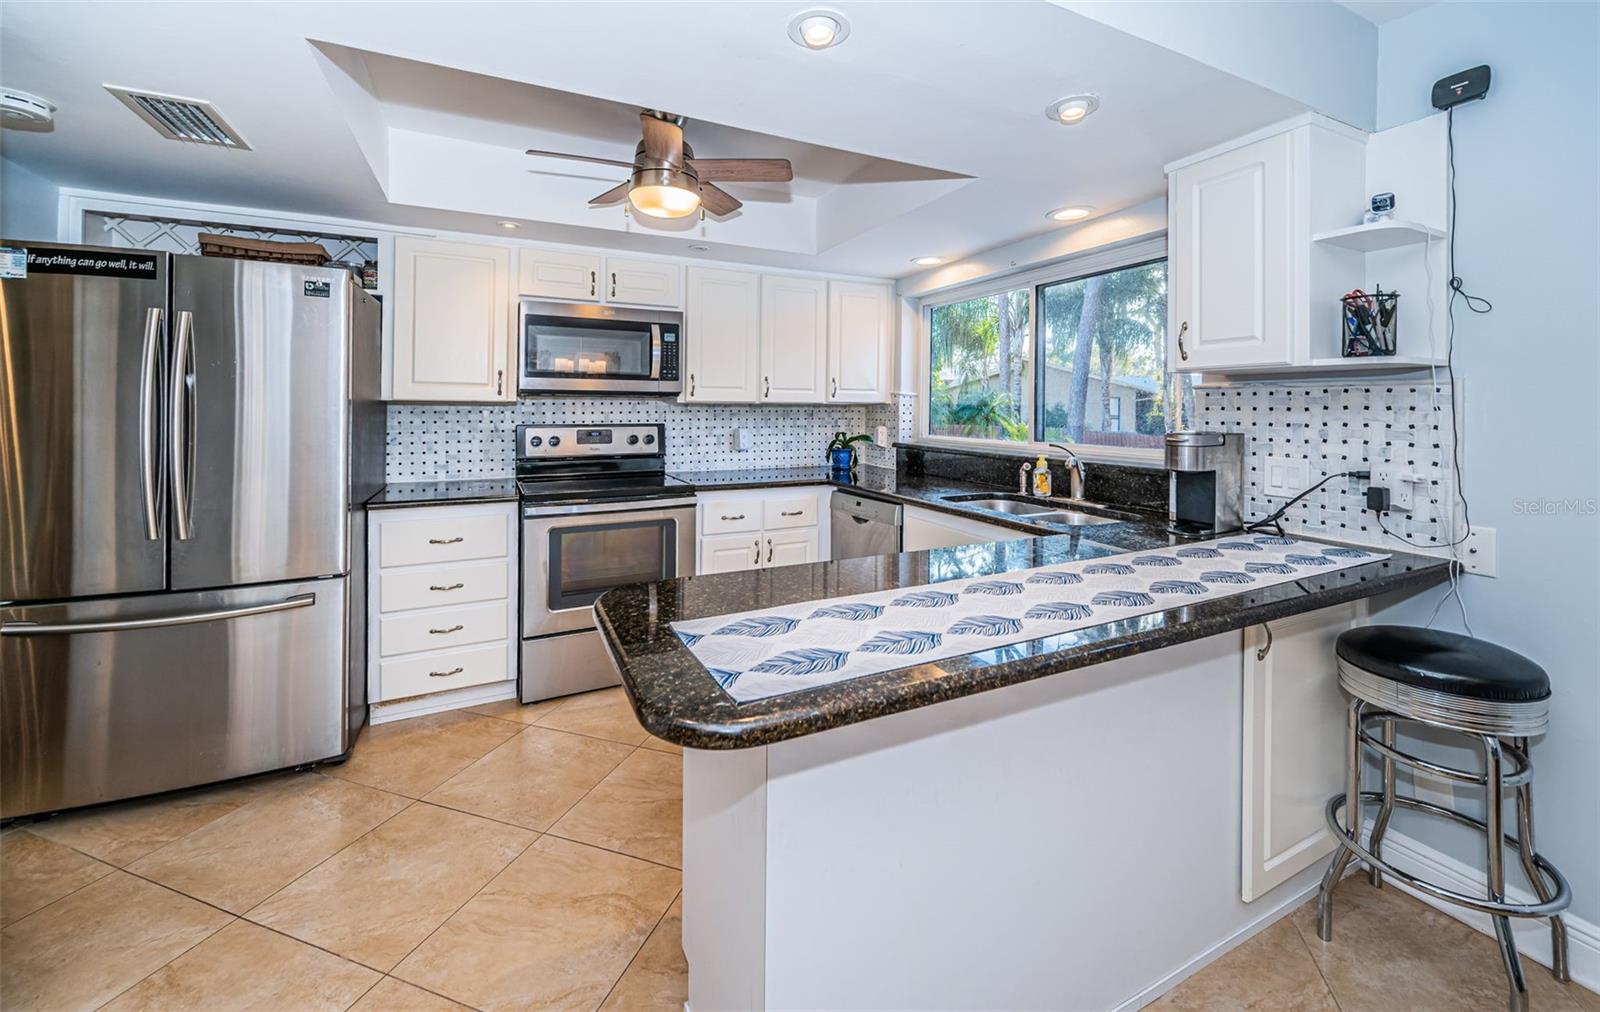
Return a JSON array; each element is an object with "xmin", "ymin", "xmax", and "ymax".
[{"xmin": 1032, "ymin": 454, "xmax": 1052, "ymax": 497}]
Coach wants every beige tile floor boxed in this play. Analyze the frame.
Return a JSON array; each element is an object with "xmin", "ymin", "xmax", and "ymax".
[{"xmin": 0, "ymin": 685, "xmax": 1593, "ymax": 1012}]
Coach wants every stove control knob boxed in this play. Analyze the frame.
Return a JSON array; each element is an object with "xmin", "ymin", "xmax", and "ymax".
[
  {"xmin": 643, "ymin": 433, "xmax": 656, "ymax": 445},
  {"xmin": 526, "ymin": 436, "xmax": 543, "ymax": 448},
  {"xmin": 627, "ymin": 434, "xmax": 640, "ymax": 445},
  {"xmin": 547, "ymin": 436, "xmax": 561, "ymax": 447}
]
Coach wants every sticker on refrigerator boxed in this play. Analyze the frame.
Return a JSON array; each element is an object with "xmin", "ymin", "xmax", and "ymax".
[
  {"xmin": 20, "ymin": 247, "xmax": 159, "ymax": 279},
  {"xmin": 0, "ymin": 248, "xmax": 26, "ymax": 279},
  {"xmin": 303, "ymin": 279, "xmax": 330, "ymax": 298}
]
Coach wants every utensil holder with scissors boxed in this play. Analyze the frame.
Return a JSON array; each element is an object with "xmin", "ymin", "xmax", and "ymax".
[{"xmin": 1341, "ymin": 287, "xmax": 1399, "ymax": 357}]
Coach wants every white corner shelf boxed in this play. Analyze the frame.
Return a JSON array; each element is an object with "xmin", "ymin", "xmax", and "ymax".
[
  {"xmin": 1312, "ymin": 221, "xmax": 1446, "ymax": 253},
  {"xmin": 1203, "ymin": 355, "xmax": 1449, "ymax": 379}
]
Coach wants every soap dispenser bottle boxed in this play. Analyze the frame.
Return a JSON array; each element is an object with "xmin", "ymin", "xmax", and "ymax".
[{"xmin": 1032, "ymin": 455, "xmax": 1052, "ymax": 497}]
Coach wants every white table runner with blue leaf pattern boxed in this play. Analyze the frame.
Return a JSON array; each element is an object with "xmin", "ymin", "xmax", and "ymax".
[{"xmin": 672, "ymin": 535, "xmax": 1387, "ymax": 703}]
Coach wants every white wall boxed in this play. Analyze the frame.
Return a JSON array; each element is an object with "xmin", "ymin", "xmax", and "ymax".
[
  {"xmin": 0, "ymin": 156, "xmax": 60, "ymax": 240},
  {"xmin": 1370, "ymin": 1, "xmax": 1600, "ymax": 924}
]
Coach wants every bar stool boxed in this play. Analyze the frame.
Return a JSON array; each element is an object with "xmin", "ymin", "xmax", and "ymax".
[{"xmin": 1316, "ymin": 625, "xmax": 1573, "ymax": 1012}]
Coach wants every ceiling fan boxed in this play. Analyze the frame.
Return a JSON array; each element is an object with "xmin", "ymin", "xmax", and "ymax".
[{"xmin": 526, "ymin": 110, "xmax": 793, "ymax": 220}]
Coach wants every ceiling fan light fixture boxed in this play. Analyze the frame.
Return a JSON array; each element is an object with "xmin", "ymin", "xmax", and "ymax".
[
  {"xmin": 1046, "ymin": 94, "xmax": 1100, "ymax": 125},
  {"xmin": 627, "ymin": 164, "xmax": 703, "ymax": 219},
  {"xmin": 788, "ymin": 9, "xmax": 849, "ymax": 49},
  {"xmin": 1047, "ymin": 205, "xmax": 1095, "ymax": 222}
]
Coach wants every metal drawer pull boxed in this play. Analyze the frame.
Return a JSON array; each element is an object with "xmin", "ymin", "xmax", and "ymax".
[
  {"xmin": 720, "ymin": 513, "xmax": 746, "ymax": 521},
  {"xmin": 764, "ymin": 376, "xmax": 770, "ymax": 397},
  {"xmin": 690, "ymin": 373, "xmax": 695, "ymax": 397},
  {"xmin": 780, "ymin": 509, "xmax": 804, "ymax": 517},
  {"xmin": 429, "ymin": 583, "xmax": 465, "ymax": 592},
  {"xmin": 610, "ymin": 272, "xmax": 617, "ymax": 298},
  {"xmin": 767, "ymin": 539, "xmax": 773, "ymax": 563},
  {"xmin": 590, "ymin": 270, "xmax": 596, "ymax": 296},
  {"xmin": 429, "ymin": 667, "xmax": 464, "ymax": 678},
  {"xmin": 1177, "ymin": 321, "xmax": 1189, "ymax": 361},
  {"xmin": 429, "ymin": 624, "xmax": 465, "ymax": 635},
  {"xmin": 753, "ymin": 539, "xmax": 760, "ymax": 565},
  {"xmin": 428, "ymin": 537, "xmax": 464, "ymax": 545}
]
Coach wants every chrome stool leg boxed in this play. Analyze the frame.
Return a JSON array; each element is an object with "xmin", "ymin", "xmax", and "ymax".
[
  {"xmin": 1317, "ymin": 698, "xmax": 1364, "ymax": 941},
  {"xmin": 1514, "ymin": 736, "xmax": 1572, "ymax": 983},
  {"xmin": 1367, "ymin": 716, "xmax": 1396, "ymax": 889},
  {"xmin": 1484, "ymin": 736, "xmax": 1529, "ymax": 1012}
]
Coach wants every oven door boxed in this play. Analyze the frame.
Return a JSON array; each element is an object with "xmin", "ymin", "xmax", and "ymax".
[
  {"xmin": 518, "ymin": 300, "xmax": 667, "ymax": 395},
  {"xmin": 522, "ymin": 498, "xmax": 697, "ymax": 637}
]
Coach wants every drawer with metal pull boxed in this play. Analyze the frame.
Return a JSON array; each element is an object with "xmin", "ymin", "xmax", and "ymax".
[
  {"xmin": 379, "ymin": 641, "xmax": 508, "ymax": 701},
  {"xmin": 379, "ymin": 559, "xmax": 509, "ymax": 613},
  {"xmin": 378, "ymin": 600, "xmax": 509, "ymax": 657},
  {"xmin": 378, "ymin": 512, "xmax": 509, "ymax": 568},
  {"xmin": 763, "ymin": 495, "xmax": 817, "ymax": 531},
  {"xmin": 699, "ymin": 496, "xmax": 763, "ymax": 535}
]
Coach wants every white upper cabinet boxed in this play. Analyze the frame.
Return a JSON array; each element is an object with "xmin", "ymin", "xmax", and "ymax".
[
  {"xmin": 392, "ymin": 237, "xmax": 512, "ymax": 402},
  {"xmin": 606, "ymin": 257, "xmax": 682, "ymax": 308},
  {"xmin": 760, "ymin": 275, "xmax": 828, "ymax": 402},
  {"xmin": 1167, "ymin": 119, "xmax": 1367, "ymax": 374},
  {"xmin": 518, "ymin": 248, "xmax": 601, "ymax": 302},
  {"xmin": 684, "ymin": 267, "xmax": 761, "ymax": 403},
  {"xmin": 827, "ymin": 281, "xmax": 892, "ymax": 402}
]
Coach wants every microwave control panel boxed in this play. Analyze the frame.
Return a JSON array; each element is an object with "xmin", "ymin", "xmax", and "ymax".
[{"xmin": 658, "ymin": 326, "xmax": 680, "ymax": 381}]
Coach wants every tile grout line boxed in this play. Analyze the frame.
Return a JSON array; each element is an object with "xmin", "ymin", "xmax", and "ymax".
[
  {"xmin": 0, "ymin": 831, "xmax": 117, "ymax": 929},
  {"xmin": 1286, "ymin": 900, "xmax": 1349, "ymax": 1012},
  {"xmin": 594, "ymin": 886, "xmax": 683, "ymax": 1012}
]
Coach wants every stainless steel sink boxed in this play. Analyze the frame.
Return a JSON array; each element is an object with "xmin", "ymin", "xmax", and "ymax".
[
  {"xmin": 946, "ymin": 495, "xmax": 1120, "ymax": 526},
  {"xmin": 1028, "ymin": 510, "xmax": 1117, "ymax": 527},
  {"xmin": 960, "ymin": 498, "xmax": 1059, "ymax": 516}
]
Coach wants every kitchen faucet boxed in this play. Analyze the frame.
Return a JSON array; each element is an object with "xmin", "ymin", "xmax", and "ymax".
[{"xmin": 1048, "ymin": 444, "xmax": 1087, "ymax": 499}]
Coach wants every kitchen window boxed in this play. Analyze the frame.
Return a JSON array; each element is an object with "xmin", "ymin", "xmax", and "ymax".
[{"xmin": 920, "ymin": 240, "xmax": 1189, "ymax": 463}]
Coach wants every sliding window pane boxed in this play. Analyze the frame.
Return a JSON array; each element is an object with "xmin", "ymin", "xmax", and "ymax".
[
  {"xmin": 927, "ymin": 289, "xmax": 1031, "ymax": 442},
  {"xmin": 1038, "ymin": 260, "xmax": 1178, "ymax": 449}
]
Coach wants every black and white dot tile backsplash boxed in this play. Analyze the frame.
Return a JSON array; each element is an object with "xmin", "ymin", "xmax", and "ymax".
[
  {"xmin": 1194, "ymin": 380, "xmax": 1461, "ymax": 550},
  {"xmin": 386, "ymin": 399, "xmax": 878, "ymax": 481}
]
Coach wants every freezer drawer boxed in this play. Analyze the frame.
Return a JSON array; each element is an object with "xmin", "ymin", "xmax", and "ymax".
[{"xmin": 0, "ymin": 576, "xmax": 350, "ymax": 818}]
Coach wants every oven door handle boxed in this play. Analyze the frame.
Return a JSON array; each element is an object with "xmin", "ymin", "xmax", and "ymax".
[
  {"xmin": 522, "ymin": 496, "xmax": 698, "ymax": 518},
  {"xmin": 649, "ymin": 323, "xmax": 662, "ymax": 381}
]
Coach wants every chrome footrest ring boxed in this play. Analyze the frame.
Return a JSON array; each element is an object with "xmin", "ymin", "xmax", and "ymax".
[{"xmin": 1326, "ymin": 792, "xmax": 1572, "ymax": 919}]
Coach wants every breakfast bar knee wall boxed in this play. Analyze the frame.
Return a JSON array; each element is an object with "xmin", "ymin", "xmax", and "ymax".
[{"xmin": 684, "ymin": 629, "xmax": 1327, "ymax": 1011}]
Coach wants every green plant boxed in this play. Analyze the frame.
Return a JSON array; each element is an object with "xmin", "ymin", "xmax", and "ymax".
[{"xmin": 826, "ymin": 431, "xmax": 873, "ymax": 454}]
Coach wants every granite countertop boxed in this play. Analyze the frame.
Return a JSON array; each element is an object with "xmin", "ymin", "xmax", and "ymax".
[
  {"xmin": 367, "ymin": 478, "xmax": 521, "ymax": 509},
  {"xmin": 596, "ymin": 531, "xmax": 1451, "ymax": 750}
]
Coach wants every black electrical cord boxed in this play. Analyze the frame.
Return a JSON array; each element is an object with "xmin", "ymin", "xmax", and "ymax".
[{"xmin": 1244, "ymin": 470, "xmax": 1370, "ymax": 537}]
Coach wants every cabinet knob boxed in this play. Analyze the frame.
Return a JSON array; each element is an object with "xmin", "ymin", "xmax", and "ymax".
[{"xmin": 1177, "ymin": 321, "xmax": 1189, "ymax": 362}]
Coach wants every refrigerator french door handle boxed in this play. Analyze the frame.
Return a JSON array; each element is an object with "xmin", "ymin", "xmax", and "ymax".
[
  {"xmin": 138, "ymin": 307, "xmax": 163, "ymax": 540},
  {"xmin": 169, "ymin": 309, "xmax": 196, "ymax": 540},
  {"xmin": 0, "ymin": 593, "xmax": 316, "ymax": 636}
]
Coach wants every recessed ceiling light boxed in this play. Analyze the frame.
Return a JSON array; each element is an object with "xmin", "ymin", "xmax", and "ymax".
[
  {"xmin": 788, "ymin": 9, "xmax": 849, "ymax": 49},
  {"xmin": 910, "ymin": 256, "xmax": 945, "ymax": 267},
  {"xmin": 688, "ymin": 243, "xmax": 710, "ymax": 252},
  {"xmin": 1045, "ymin": 94, "xmax": 1100, "ymax": 125},
  {"xmin": 498, "ymin": 220, "xmax": 520, "ymax": 229},
  {"xmin": 1047, "ymin": 205, "xmax": 1095, "ymax": 222}
]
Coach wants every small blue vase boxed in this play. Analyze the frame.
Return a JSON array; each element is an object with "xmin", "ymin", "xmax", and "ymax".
[{"xmin": 828, "ymin": 447, "xmax": 855, "ymax": 472}]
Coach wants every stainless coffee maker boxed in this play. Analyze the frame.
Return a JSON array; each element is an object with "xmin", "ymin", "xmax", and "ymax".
[{"xmin": 1165, "ymin": 432, "xmax": 1244, "ymax": 538}]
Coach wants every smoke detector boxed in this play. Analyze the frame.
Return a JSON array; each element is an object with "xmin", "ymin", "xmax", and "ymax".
[
  {"xmin": 105, "ymin": 86, "xmax": 249, "ymax": 149},
  {"xmin": 0, "ymin": 89, "xmax": 55, "ymax": 127}
]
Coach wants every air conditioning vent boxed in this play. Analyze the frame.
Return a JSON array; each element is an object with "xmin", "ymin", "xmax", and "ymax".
[{"xmin": 105, "ymin": 86, "xmax": 249, "ymax": 149}]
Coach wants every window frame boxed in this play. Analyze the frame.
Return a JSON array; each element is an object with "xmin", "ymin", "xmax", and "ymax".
[{"xmin": 916, "ymin": 234, "xmax": 1169, "ymax": 466}]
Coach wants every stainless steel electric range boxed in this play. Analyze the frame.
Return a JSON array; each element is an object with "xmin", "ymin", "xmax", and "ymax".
[{"xmin": 516, "ymin": 423, "xmax": 696, "ymax": 703}]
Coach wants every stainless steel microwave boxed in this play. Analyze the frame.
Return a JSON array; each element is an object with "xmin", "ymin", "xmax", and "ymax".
[{"xmin": 517, "ymin": 299, "xmax": 682, "ymax": 396}]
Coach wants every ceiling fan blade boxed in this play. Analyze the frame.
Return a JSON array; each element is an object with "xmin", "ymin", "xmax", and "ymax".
[
  {"xmin": 688, "ymin": 158, "xmax": 794, "ymax": 183},
  {"xmin": 526, "ymin": 149, "xmax": 636, "ymax": 170},
  {"xmin": 639, "ymin": 112, "xmax": 684, "ymax": 165},
  {"xmin": 698, "ymin": 182, "xmax": 742, "ymax": 217},
  {"xmin": 588, "ymin": 181, "xmax": 631, "ymax": 206}
]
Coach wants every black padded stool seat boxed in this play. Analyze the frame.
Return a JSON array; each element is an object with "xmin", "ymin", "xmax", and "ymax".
[{"xmin": 1336, "ymin": 625, "xmax": 1550, "ymax": 703}]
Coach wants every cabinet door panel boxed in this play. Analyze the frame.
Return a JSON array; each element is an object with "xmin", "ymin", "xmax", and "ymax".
[
  {"xmin": 685, "ymin": 268, "xmax": 760, "ymax": 402},
  {"xmin": 393, "ymin": 238, "xmax": 511, "ymax": 402},
  {"xmin": 700, "ymin": 531, "xmax": 762, "ymax": 574},
  {"xmin": 760, "ymin": 276, "xmax": 827, "ymax": 402},
  {"xmin": 827, "ymin": 282, "xmax": 891, "ymax": 402},
  {"xmin": 1169, "ymin": 133, "xmax": 1292, "ymax": 371},
  {"xmin": 766, "ymin": 528, "xmax": 818, "ymax": 569},
  {"xmin": 607, "ymin": 258, "xmax": 682, "ymax": 308},
  {"xmin": 519, "ymin": 249, "xmax": 601, "ymax": 302}
]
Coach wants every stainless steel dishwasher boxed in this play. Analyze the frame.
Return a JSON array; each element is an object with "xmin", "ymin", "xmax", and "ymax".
[{"xmin": 831, "ymin": 491, "xmax": 903, "ymax": 559}]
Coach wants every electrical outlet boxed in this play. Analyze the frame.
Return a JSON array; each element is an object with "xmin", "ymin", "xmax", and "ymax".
[
  {"xmin": 732, "ymin": 427, "xmax": 752, "ymax": 452},
  {"xmin": 1262, "ymin": 455, "xmax": 1309, "ymax": 499},
  {"xmin": 875, "ymin": 425, "xmax": 889, "ymax": 447},
  {"xmin": 1463, "ymin": 525, "xmax": 1496, "ymax": 577},
  {"xmin": 1371, "ymin": 464, "xmax": 1414, "ymax": 510}
]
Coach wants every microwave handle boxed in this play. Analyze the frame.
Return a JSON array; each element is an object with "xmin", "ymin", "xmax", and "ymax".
[{"xmin": 650, "ymin": 324, "xmax": 662, "ymax": 380}]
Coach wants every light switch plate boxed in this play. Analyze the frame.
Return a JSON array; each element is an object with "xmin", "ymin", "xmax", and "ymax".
[
  {"xmin": 1463, "ymin": 525, "xmax": 1496, "ymax": 577},
  {"xmin": 1262, "ymin": 455, "xmax": 1309, "ymax": 499}
]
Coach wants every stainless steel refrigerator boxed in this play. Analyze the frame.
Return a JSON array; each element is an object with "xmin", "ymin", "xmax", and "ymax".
[{"xmin": 0, "ymin": 243, "xmax": 383, "ymax": 819}]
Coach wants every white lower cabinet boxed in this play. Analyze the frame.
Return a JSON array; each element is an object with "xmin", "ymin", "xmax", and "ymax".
[
  {"xmin": 368, "ymin": 502, "xmax": 519, "ymax": 704},
  {"xmin": 1240, "ymin": 600, "xmax": 1366, "ymax": 901},
  {"xmin": 697, "ymin": 487, "xmax": 829, "ymax": 573},
  {"xmin": 901, "ymin": 505, "xmax": 1027, "ymax": 551}
]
